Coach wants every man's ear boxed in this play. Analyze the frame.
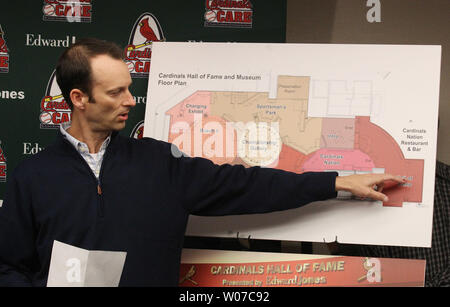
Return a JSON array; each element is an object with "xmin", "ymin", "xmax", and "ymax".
[{"xmin": 70, "ymin": 89, "xmax": 88, "ymax": 110}]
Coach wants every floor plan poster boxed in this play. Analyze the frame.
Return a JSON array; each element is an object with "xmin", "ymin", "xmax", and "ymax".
[{"xmin": 144, "ymin": 42, "xmax": 441, "ymax": 247}]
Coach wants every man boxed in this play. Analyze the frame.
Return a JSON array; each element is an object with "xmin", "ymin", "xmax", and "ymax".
[{"xmin": 0, "ymin": 38, "xmax": 404, "ymax": 286}]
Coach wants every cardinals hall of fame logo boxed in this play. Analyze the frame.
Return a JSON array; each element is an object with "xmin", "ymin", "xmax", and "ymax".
[
  {"xmin": 0, "ymin": 25, "xmax": 9, "ymax": 73},
  {"xmin": 40, "ymin": 70, "xmax": 72, "ymax": 129},
  {"xmin": 125, "ymin": 13, "xmax": 165, "ymax": 78},
  {"xmin": 42, "ymin": 0, "xmax": 93, "ymax": 23},
  {"xmin": 0, "ymin": 142, "xmax": 6, "ymax": 183},
  {"xmin": 204, "ymin": 0, "xmax": 253, "ymax": 28}
]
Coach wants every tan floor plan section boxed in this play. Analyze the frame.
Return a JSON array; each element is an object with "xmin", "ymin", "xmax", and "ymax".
[{"xmin": 210, "ymin": 76, "xmax": 322, "ymax": 155}]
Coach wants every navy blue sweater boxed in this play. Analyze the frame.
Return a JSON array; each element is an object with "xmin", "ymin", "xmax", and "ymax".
[{"xmin": 0, "ymin": 132, "xmax": 337, "ymax": 286}]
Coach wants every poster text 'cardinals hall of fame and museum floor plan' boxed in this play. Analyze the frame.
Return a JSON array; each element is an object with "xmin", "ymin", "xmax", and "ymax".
[{"xmin": 144, "ymin": 42, "xmax": 441, "ymax": 247}]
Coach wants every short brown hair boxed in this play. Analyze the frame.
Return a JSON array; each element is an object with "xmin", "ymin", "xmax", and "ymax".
[{"xmin": 55, "ymin": 38, "xmax": 123, "ymax": 110}]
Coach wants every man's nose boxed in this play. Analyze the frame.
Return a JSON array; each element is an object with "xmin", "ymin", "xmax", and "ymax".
[{"xmin": 124, "ymin": 90, "xmax": 136, "ymax": 107}]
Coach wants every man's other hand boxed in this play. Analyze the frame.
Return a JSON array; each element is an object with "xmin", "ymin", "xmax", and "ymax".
[{"xmin": 335, "ymin": 174, "xmax": 406, "ymax": 202}]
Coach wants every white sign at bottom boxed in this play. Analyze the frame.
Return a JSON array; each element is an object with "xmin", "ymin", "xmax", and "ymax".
[{"xmin": 47, "ymin": 240, "xmax": 127, "ymax": 287}]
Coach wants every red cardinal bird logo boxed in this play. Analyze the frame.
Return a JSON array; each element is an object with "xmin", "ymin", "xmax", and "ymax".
[
  {"xmin": 125, "ymin": 13, "xmax": 165, "ymax": 77},
  {"xmin": 139, "ymin": 18, "xmax": 159, "ymax": 43}
]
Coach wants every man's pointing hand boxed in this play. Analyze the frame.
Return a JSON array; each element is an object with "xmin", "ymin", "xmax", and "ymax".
[{"xmin": 335, "ymin": 173, "xmax": 406, "ymax": 202}]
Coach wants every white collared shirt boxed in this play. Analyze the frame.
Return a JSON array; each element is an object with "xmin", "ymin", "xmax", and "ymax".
[{"xmin": 59, "ymin": 122, "xmax": 111, "ymax": 180}]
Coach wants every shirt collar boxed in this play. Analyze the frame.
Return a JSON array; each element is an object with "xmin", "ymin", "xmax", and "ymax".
[{"xmin": 59, "ymin": 122, "xmax": 111, "ymax": 154}]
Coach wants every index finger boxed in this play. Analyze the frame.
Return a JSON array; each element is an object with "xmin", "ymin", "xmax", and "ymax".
[
  {"xmin": 375, "ymin": 174, "xmax": 406, "ymax": 191},
  {"xmin": 376, "ymin": 174, "xmax": 406, "ymax": 184}
]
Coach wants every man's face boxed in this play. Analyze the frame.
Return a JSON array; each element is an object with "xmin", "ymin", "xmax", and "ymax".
[{"xmin": 84, "ymin": 55, "xmax": 135, "ymax": 133}]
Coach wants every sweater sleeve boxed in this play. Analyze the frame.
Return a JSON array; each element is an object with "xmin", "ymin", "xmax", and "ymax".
[
  {"xmin": 165, "ymin": 143, "xmax": 338, "ymax": 216},
  {"xmin": 0, "ymin": 168, "xmax": 38, "ymax": 286}
]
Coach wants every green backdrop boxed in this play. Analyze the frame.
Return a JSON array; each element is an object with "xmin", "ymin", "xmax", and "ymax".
[{"xmin": 0, "ymin": 0, "xmax": 287, "ymax": 201}]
